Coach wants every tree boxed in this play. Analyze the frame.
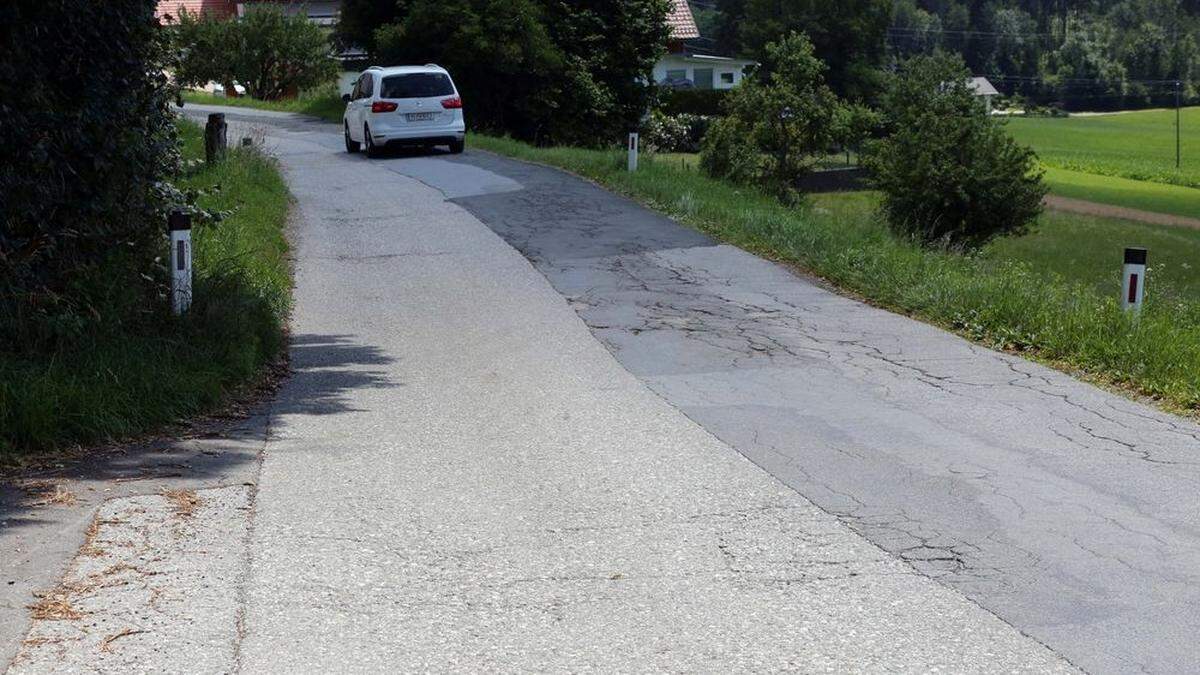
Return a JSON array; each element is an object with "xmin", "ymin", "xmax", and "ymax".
[
  {"xmin": 174, "ymin": 5, "xmax": 338, "ymax": 100},
  {"xmin": 700, "ymin": 33, "xmax": 848, "ymax": 202},
  {"xmin": 373, "ymin": 0, "xmax": 669, "ymax": 145},
  {"xmin": 863, "ymin": 53, "xmax": 1047, "ymax": 248},
  {"xmin": 732, "ymin": 0, "xmax": 892, "ymax": 101},
  {"xmin": 336, "ymin": 0, "xmax": 409, "ymax": 55},
  {"xmin": 1, "ymin": 0, "xmax": 179, "ymax": 346}
]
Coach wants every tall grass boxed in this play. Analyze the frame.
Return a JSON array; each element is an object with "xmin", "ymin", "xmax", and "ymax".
[
  {"xmin": 473, "ymin": 135, "xmax": 1200, "ymax": 413},
  {"xmin": 0, "ymin": 121, "xmax": 292, "ymax": 455}
]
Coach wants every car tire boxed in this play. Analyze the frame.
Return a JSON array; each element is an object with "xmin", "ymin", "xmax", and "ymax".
[
  {"xmin": 449, "ymin": 139, "xmax": 465, "ymax": 155},
  {"xmin": 345, "ymin": 124, "xmax": 360, "ymax": 154},
  {"xmin": 364, "ymin": 124, "xmax": 380, "ymax": 158}
]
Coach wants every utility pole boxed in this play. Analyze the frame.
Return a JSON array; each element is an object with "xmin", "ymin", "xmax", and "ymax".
[{"xmin": 1177, "ymin": 80, "xmax": 1182, "ymax": 171}]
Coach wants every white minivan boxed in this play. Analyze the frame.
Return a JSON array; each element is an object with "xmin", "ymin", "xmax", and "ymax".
[{"xmin": 343, "ymin": 65, "xmax": 466, "ymax": 157}]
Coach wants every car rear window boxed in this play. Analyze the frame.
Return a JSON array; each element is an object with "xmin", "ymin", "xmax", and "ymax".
[{"xmin": 380, "ymin": 73, "xmax": 454, "ymax": 99}]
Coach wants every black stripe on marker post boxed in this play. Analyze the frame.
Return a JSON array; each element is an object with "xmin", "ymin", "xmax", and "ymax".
[{"xmin": 1124, "ymin": 247, "xmax": 1147, "ymax": 265}]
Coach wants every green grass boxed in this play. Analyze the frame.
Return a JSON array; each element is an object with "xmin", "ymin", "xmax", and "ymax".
[
  {"xmin": 0, "ymin": 120, "xmax": 292, "ymax": 455},
  {"xmin": 182, "ymin": 84, "xmax": 344, "ymax": 123},
  {"xmin": 1007, "ymin": 108, "xmax": 1200, "ymax": 189},
  {"xmin": 1040, "ymin": 166, "xmax": 1200, "ymax": 220},
  {"xmin": 473, "ymin": 133, "xmax": 1200, "ymax": 413},
  {"xmin": 985, "ymin": 205, "xmax": 1200, "ymax": 300}
]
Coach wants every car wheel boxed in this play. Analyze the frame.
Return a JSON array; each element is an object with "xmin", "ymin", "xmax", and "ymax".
[
  {"xmin": 345, "ymin": 124, "xmax": 360, "ymax": 154},
  {"xmin": 449, "ymin": 139, "xmax": 465, "ymax": 155},
  {"xmin": 364, "ymin": 124, "xmax": 380, "ymax": 158}
]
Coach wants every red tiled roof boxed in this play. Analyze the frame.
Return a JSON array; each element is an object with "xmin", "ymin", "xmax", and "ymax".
[
  {"xmin": 156, "ymin": 0, "xmax": 235, "ymax": 22},
  {"xmin": 666, "ymin": 0, "xmax": 700, "ymax": 39}
]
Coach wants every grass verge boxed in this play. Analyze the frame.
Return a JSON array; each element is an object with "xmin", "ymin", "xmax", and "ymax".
[
  {"xmin": 182, "ymin": 85, "xmax": 343, "ymax": 123},
  {"xmin": 0, "ymin": 120, "xmax": 292, "ymax": 455},
  {"xmin": 473, "ymin": 133, "xmax": 1200, "ymax": 414}
]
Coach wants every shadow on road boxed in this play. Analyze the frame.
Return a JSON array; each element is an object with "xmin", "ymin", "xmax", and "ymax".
[{"xmin": 0, "ymin": 333, "xmax": 397, "ymax": 532}]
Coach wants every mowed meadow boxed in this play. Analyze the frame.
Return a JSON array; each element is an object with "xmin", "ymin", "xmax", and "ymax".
[
  {"xmin": 1006, "ymin": 108, "xmax": 1200, "ymax": 219},
  {"xmin": 1006, "ymin": 107, "xmax": 1200, "ymax": 188}
]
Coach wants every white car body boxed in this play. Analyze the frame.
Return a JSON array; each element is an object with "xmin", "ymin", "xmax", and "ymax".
[{"xmin": 343, "ymin": 65, "xmax": 466, "ymax": 155}]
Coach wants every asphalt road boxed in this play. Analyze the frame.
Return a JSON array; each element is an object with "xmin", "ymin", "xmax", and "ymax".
[
  {"xmin": 442, "ymin": 152, "xmax": 1200, "ymax": 674},
  {"xmin": 24, "ymin": 103, "xmax": 1068, "ymax": 672},
  {"xmin": 15, "ymin": 103, "xmax": 1196, "ymax": 671}
]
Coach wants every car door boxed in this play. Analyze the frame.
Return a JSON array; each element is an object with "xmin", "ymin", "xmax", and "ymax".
[
  {"xmin": 346, "ymin": 76, "xmax": 362, "ymax": 138},
  {"xmin": 353, "ymin": 73, "xmax": 373, "ymax": 138}
]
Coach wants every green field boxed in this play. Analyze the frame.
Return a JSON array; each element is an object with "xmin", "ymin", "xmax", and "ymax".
[
  {"xmin": 1041, "ymin": 166, "xmax": 1200, "ymax": 220},
  {"xmin": 1006, "ymin": 108, "xmax": 1200, "ymax": 188}
]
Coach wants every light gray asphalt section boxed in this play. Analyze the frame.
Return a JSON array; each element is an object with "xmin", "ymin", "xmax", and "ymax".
[
  {"xmin": 10, "ymin": 486, "xmax": 250, "ymax": 673},
  {"xmin": 431, "ymin": 150, "xmax": 1200, "ymax": 675},
  {"xmin": 0, "ymin": 416, "xmax": 265, "ymax": 670},
  {"xmin": 179, "ymin": 105, "xmax": 1071, "ymax": 671}
]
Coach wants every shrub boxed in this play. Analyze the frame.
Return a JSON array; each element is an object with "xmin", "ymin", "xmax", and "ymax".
[
  {"xmin": 699, "ymin": 32, "xmax": 847, "ymax": 202},
  {"xmin": 174, "ymin": 4, "xmax": 338, "ymax": 100},
  {"xmin": 0, "ymin": 0, "xmax": 179, "ymax": 349},
  {"xmin": 863, "ymin": 53, "xmax": 1047, "ymax": 248},
  {"xmin": 641, "ymin": 111, "xmax": 711, "ymax": 153},
  {"xmin": 659, "ymin": 88, "xmax": 729, "ymax": 116}
]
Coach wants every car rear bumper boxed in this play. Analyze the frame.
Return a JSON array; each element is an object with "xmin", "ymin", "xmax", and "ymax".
[{"xmin": 370, "ymin": 122, "xmax": 465, "ymax": 146}]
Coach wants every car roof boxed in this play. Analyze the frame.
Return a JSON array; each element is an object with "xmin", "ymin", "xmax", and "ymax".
[{"xmin": 365, "ymin": 65, "xmax": 449, "ymax": 76}]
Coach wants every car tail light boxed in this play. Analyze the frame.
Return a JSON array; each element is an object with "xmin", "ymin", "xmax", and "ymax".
[
  {"xmin": 371, "ymin": 101, "xmax": 398, "ymax": 113},
  {"xmin": 441, "ymin": 96, "xmax": 463, "ymax": 109}
]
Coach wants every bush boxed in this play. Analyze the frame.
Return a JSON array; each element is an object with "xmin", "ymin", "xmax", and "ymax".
[
  {"xmin": 0, "ymin": 0, "xmax": 178, "ymax": 349},
  {"xmin": 641, "ymin": 111, "xmax": 711, "ymax": 153},
  {"xmin": 659, "ymin": 88, "xmax": 729, "ymax": 116},
  {"xmin": 699, "ymin": 32, "xmax": 847, "ymax": 202},
  {"xmin": 863, "ymin": 53, "xmax": 1047, "ymax": 248},
  {"xmin": 174, "ymin": 4, "xmax": 338, "ymax": 100}
]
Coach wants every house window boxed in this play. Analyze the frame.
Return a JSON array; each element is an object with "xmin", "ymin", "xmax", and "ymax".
[
  {"xmin": 694, "ymin": 68, "xmax": 714, "ymax": 89},
  {"xmin": 720, "ymin": 72, "xmax": 735, "ymax": 85},
  {"xmin": 665, "ymin": 69, "xmax": 687, "ymax": 82}
]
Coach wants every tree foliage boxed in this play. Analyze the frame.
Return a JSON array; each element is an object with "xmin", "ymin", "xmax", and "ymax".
[
  {"xmin": 700, "ymin": 33, "xmax": 849, "ymax": 201},
  {"xmin": 373, "ymin": 0, "xmax": 670, "ymax": 145},
  {"xmin": 715, "ymin": 0, "xmax": 892, "ymax": 100},
  {"xmin": 863, "ymin": 53, "xmax": 1047, "ymax": 248},
  {"xmin": 883, "ymin": 0, "xmax": 1200, "ymax": 110},
  {"xmin": 1, "ymin": 0, "xmax": 179, "ymax": 347},
  {"xmin": 174, "ymin": 4, "xmax": 338, "ymax": 100}
]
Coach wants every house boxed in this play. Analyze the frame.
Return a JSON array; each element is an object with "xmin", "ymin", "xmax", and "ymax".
[
  {"xmin": 157, "ymin": 0, "xmax": 340, "ymax": 24},
  {"xmin": 156, "ymin": 0, "xmax": 235, "ymax": 21},
  {"xmin": 968, "ymin": 76, "xmax": 1000, "ymax": 112},
  {"xmin": 652, "ymin": 0, "xmax": 755, "ymax": 90}
]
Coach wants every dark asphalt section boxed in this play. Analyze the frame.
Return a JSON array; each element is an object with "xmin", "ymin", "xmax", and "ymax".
[{"xmin": 439, "ymin": 149, "xmax": 1200, "ymax": 675}]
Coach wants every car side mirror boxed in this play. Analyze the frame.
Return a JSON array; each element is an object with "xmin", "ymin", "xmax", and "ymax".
[{"xmin": 342, "ymin": 94, "xmax": 351, "ymax": 103}]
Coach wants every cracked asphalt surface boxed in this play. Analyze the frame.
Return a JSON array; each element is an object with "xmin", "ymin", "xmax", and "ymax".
[
  {"xmin": 15, "ymin": 103, "xmax": 1067, "ymax": 672},
  {"xmin": 17, "ymin": 103, "xmax": 1191, "ymax": 671},
  {"xmin": 437, "ymin": 152, "xmax": 1200, "ymax": 674}
]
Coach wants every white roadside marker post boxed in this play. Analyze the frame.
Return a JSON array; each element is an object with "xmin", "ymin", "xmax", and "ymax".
[
  {"xmin": 1121, "ymin": 247, "xmax": 1147, "ymax": 316},
  {"xmin": 168, "ymin": 211, "xmax": 193, "ymax": 315},
  {"xmin": 627, "ymin": 132, "xmax": 639, "ymax": 172}
]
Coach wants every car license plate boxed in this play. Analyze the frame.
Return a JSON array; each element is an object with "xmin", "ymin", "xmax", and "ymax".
[{"xmin": 406, "ymin": 112, "xmax": 435, "ymax": 122}]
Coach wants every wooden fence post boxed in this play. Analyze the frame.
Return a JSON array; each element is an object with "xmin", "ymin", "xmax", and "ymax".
[{"xmin": 205, "ymin": 113, "xmax": 227, "ymax": 165}]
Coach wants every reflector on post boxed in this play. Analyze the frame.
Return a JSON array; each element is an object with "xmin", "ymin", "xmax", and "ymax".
[
  {"xmin": 627, "ymin": 132, "xmax": 639, "ymax": 172},
  {"xmin": 1121, "ymin": 247, "xmax": 1146, "ymax": 316},
  {"xmin": 168, "ymin": 211, "xmax": 193, "ymax": 315}
]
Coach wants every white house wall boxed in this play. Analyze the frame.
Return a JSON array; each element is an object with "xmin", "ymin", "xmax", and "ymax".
[{"xmin": 652, "ymin": 55, "xmax": 752, "ymax": 90}]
